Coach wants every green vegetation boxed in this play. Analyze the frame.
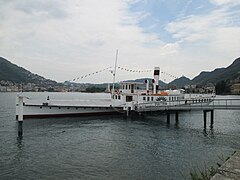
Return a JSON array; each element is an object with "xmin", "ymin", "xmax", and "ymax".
[
  {"xmin": 215, "ymin": 80, "xmax": 231, "ymax": 95},
  {"xmin": 189, "ymin": 153, "xmax": 234, "ymax": 180},
  {"xmin": 190, "ymin": 166, "xmax": 217, "ymax": 180},
  {"xmin": 85, "ymin": 86, "xmax": 106, "ymax": 93}
]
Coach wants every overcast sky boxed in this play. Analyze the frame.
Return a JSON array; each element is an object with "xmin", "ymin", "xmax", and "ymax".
[{"xmin": 0, "ymin": 0, "xmax": 239, "ymax": 83}]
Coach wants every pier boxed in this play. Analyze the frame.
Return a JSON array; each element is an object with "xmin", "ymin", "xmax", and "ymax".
[
  {"xmin": 135, "ymin": 98, "xmax": 240, "ymax": 128},
  {"xmin": 211, "ymin": 151, "xmax": 240, "ymax": 180}
]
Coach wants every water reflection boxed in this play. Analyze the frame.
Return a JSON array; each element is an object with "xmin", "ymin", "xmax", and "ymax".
[
  {"xmin": 16, "ymin": 135, "xmax": 23, "ymax": 149},
  {"xmin": 203, "ymin": 128, "xmax": 215, "ymax": 138}
]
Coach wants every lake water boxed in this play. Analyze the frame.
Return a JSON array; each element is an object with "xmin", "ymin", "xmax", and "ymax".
[{"xmin": 0, "ymin": 92, "xmax": 240, "ymax": 179}]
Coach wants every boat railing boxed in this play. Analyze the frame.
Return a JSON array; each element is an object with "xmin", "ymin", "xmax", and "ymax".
[{"xmin": 24, "ymin": 98, "xmax": 113, "ymax": 107}]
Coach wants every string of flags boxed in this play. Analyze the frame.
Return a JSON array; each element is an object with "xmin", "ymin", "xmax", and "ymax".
[
  {"xmin": 68, "ymin": 66, "xmax": 113, "ymax": 82},
  {"xmin": 117, "ymin": 66, "xmax": 152, "ymax": 73},
  {"xmin": 161, "ymin": 71, "xmax": 178, "ymax": 79},
  {"xmin": 68, "ymin": 66, "xmax": 178, "ymax": 82}
]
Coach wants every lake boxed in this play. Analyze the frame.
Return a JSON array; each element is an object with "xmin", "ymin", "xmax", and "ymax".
[{"xmin": 0, "ymin": 92, "xmax": 240, "ymax": 179}]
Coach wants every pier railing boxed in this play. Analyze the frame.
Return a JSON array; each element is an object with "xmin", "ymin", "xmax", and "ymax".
[{"xmin": 137, "ymin": 98, "xmax": 240, "ymax": 112}]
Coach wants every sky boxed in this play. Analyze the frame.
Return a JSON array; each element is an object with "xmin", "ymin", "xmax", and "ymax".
[{"xmin": 0, "ymin": 0, "xmax": 239, "ymax": 83}]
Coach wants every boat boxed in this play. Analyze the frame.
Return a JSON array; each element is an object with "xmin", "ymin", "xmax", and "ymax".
[{"xmin": 16, "ymin": 67, "xmax": 215, "ymax": 119}]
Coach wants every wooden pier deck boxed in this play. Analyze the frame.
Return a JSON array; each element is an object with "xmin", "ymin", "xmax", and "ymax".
[{"xmin": 211, "ymin": 151, "xmax": 240, "ymax": 180}]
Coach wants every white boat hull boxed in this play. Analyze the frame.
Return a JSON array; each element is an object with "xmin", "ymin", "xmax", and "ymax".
[{"xmin": 16, "ymin": 104, "xmax": 123, "ymax": 119}]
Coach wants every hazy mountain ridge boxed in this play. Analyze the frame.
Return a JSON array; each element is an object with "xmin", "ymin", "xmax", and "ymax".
[
  {"xmin": 0, "ymin": 57, "xmax": 57, "ymax": 85},
  {"xmin": 169, "ymin": 57, "xmax": 240, "ymax": 87},
  {"xmin": 125, "ymin": 78, "xmax": 167, "ymax": 87},
  {"xmin": 168, "ymin": 76, "xmax": 191, "ymax": 87},
  {"xmin": 1, "ymin": 56, "xmax": 239, "ymax": 90}
]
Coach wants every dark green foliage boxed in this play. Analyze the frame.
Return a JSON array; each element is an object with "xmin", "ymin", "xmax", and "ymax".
[
  {"xmin": 190, "ymin": 166, "xmax": 217, "ymax": 180},
  {"xmin": 85, "ymin": 86, "xmax": 106, "ymax": 93},
  {"xmin": 215, "ymin": 80, "xmax": 231, "ymax": 95}
]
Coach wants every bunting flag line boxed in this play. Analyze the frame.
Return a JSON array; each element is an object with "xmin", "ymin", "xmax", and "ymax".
[
  {"xmin": 161, "ymin": 71, "xmax": 178, "ymax": 79},
  {"xmin": 67, "ymin": 66, "xmax": 178, "ymax": 82},
  {"xmin": 117, "ymin": 66, "xmax": 152, "ymax": 73},
  {"xmin": 67, "ymin": 66, "xmax": 113, "ymax": 82}
]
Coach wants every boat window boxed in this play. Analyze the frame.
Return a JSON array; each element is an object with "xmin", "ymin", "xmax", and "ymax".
[
  {"xmin": 143, "ymin": 97, "xmax": 146, "ymax": 101},
  {"xmin": 147, "ymin": 97, "xmax": 150, "ymax": 101},
  {"xmin": 40, "ymin": 106, "xmax": 42, "ymax": 109},
  {"xmin": 58, "ymin": 107, "xmax": 61, "ymax": 109},
  {"xmin": 76, "ymin": 107, "xmax": 78, "ymax": 110},
  {"xmin": 126, "ymin": 96, "xmax": 133, "ymax": 102},
  {"xmin": 129, "ymin": 85, "xmax": 131, "ymax": 89},
  {"xmin": 118, "ymin": 95, "xmax": 121, "ymax": 100},
  {"xmin": 151, "ymin": 97, "xmax": 154, "ymax": 101},
  {"xmin": 49, "ymin": 107, "xmax": 51, "ymax": 109}
]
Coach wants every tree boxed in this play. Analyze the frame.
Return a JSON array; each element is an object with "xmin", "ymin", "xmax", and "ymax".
[{"xmin": 215, "ymin": 81, "xmax": 230, "ymax": 95}]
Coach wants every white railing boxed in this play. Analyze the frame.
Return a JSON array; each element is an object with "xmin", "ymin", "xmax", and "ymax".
[{"xmin": 137, "ymin": 98, "xmax": 240, "ymax": 112}]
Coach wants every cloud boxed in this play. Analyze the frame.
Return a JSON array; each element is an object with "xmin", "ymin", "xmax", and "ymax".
[
  {"xmin": 0, "ymin": 0, "xmax": 239, "ymax": 83},
  {"xmin": 165, "ymin": 3, "xmax": 240, "ymax": 65},
  {"xmin": 209, "ymin": 0, "xmax": 240, "ymax": 6},
  {"xmin": 0, "ymin": 0, "xmax": 180, "ymax": 83}
]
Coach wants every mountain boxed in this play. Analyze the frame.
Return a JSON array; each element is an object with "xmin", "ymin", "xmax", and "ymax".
[
  {"xmin": 125, "ymin": 78, "xmax": 167, "ymax": 87},
  {"xmin": 191, "ymin": 57, "xmax": 240, "ymax": 85},
  {"xmin": 0, "ymin": 57, "xmax": 57, "ymax": 85},
  {"xmin": 168, "ymin": 76, "xmax": 191, "ymax": 88}
]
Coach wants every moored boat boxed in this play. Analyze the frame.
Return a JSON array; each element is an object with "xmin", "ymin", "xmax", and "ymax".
[{"xmin": 16, "ymin": 67, "xmax": 215, "ymax": 119}]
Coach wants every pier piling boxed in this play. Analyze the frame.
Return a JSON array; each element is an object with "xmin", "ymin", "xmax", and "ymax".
[
  {"xmin": 203, "ymin": 110, "xmax": 214, "ymax": 129},
  {"xmin": 167, "ymin": 112, "xmax": 170, "ymax": 124},
  {"xmin": 210, "ymin": 110, "xmax": 214, "ymax": 128},
  {"xmin": 203, "ymin": 110, "xmax": 207, "ymax": 129},
  {"xmin": 175, "ymin": 111, "xmax": 179, "ymax": 124},
  {"xmin": 18, "ymin": 96, "xmax": 24, "ymax": 137},
  {"xmin": 18, "ymin": 121, "xmax": 23, "ymax": 137}
]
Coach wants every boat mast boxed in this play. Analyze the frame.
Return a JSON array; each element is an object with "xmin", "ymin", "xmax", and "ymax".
[{"xmin": 112, "ymin": 49, "xmax": 118, "ymax": 93}]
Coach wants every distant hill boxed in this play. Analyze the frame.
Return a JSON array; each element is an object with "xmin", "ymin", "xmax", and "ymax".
[
  {"xmin": 168, "ymin": 76, "xmax": 191, "ymax": 88},
  {"xmin": 1, "ymin": 56, "xmax": 239, "ymax": 91},
  {"xmin": 191, "ymin": 57, "xmax": 240, "ymax": 85},
  {"xmin": 0, "ymin": 57, "xmax": 57, "ymax": 85},
  {"xmin": 125, "ymin": 78, "xmax": 167, "ymax": 87}
]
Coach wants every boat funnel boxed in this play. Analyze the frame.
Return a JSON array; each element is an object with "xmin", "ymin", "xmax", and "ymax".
[
  {"xmin": 145, "ymin": 79, "xmax": 149, "ymax": 93},
  {"xmin": 153, "ymin": 67, "xmax": 160, "ymax": 94}
]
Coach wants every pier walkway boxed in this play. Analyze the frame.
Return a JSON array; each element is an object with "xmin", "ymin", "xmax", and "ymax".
[
  {"xmin": 136, "ymin": 99, "xmax": 240, "ymax": 112},
  {"xmin": 211, "ymin": 151, "xmax": 240, "ymax": 180},
  {"xmin": 135, "ymin": 98, "xmax": 240, "ymax": 128}
]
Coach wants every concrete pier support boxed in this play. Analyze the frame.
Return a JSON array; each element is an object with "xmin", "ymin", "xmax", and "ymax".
[
  {"xmin": 203, "ymin": 110, "xmax": 214, "ymax": 129},
  {"xmin": 167, "ymin": 112, "xmax": 170, "ymax": 124},
  {"xmin": 210, "ymin": 110, "xmax": 214, "ymax": 129},
  {"xmin": 18, "ymin": 96, "xmax": 24, "ymax": 137},
  {"xmin": 18, "ymin": 121, "xmax": 23, "ymax": 137},
  {"xmin": 204, "ymin": 110, "xmax": 207, "ymax": 129},
  {"xmin": 175, "ymin": 111, "xmax": 179, "ymax": 124},
  {"xmin": 211, "ymin": 151, "xmax": 240, "ymax": 180}
]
